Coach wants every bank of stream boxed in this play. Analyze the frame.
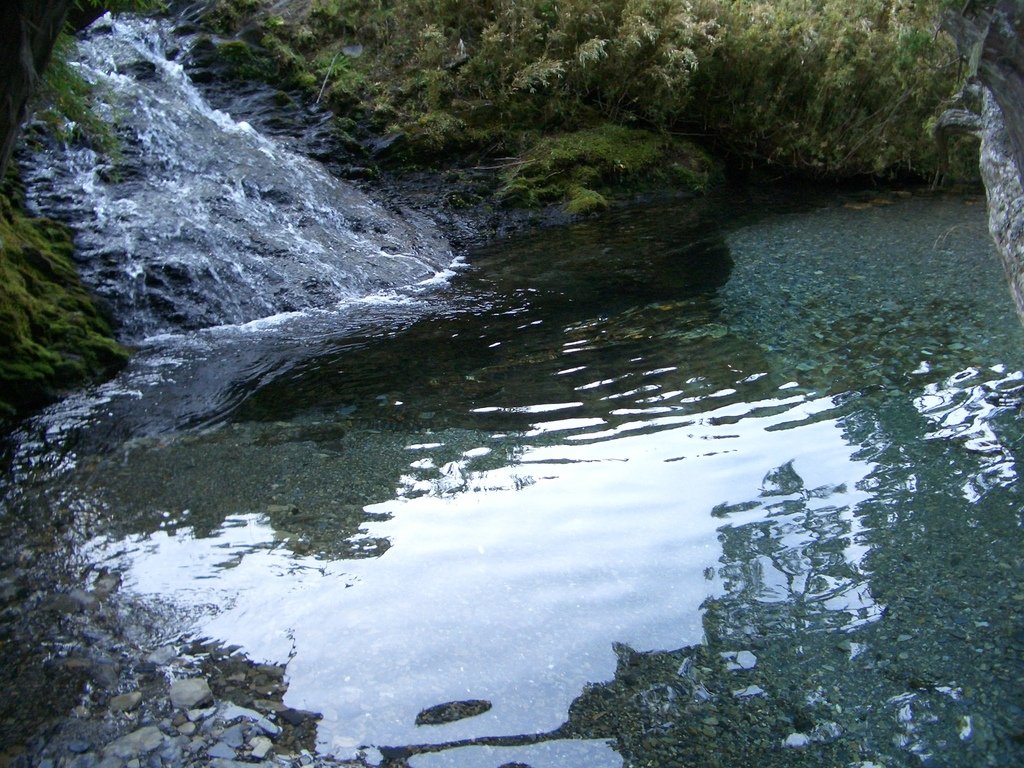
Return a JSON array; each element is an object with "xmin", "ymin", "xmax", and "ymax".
[{"xmin": 1, "ymin": 10, "xmax": 1023, "ymax": 768}]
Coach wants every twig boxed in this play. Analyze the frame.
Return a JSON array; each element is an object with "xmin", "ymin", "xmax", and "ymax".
[{"xmin": 316, "ymin": 51, "xmax": 342, "ymax": 105}]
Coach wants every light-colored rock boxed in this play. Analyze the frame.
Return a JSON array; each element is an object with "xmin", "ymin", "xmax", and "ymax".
[
  {"xmin": 734, "ymin": 650, "xmax": 758, "ymax": 670},
  {"xmin": 188, "ymin": 705, "xmax": 216, "ymax": 721},
  {"xmin": 783, "ymin": 732, "xmax": 810, "ymax": 749},
  {"xmin": 170, "ymin": 677, "xmax": 213, "ymax": 709},
  {"xmin": 207, "ymin": 742, "xmax": 237, "ymax": 759},
  {"xmin": 104, "ymin": 725, "xmax": 166, "ymax": 758},
  {"xmin": 250, "ymin": 735, "xmax": 273, "ymax": 759}
]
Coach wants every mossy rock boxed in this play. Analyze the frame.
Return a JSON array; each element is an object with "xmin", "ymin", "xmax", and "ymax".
[
  {"xmin": 500, "ymin": 123, "xmax": 716, "ymax": 212},
  {"xmin": 214, "ymin": 39, "xmax": 279, "ymax": 82},
  {"xmin": 0, "ymin": 190, "xmax": 128, "ymax": 418}
]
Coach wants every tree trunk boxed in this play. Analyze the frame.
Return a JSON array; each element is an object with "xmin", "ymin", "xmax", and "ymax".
[{"xmin": 0, "ymin": 0, "xmax": 73, "ymax": 180}]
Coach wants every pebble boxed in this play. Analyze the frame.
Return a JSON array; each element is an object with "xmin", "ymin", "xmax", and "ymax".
[
  {"xmin": 109, "ymin": 691, "xmax": 142, "ymax": 713},
  {"xmin": 250, "ymin": 735, "xmax": 273, "ymax": 759},
  {"xmin": 188, "ymin": 705, "xmax": 216, "ymax": 722},
  {"xmin": 170, "ymin": 677, "xmax": 213, "ymax": 708},
  {"xmin": 104, "ymin": 726, "xmax": 166, "ymax": 759},
  {"xmin": 734, "ymin": 650, "xmax": 758, "ymax": 670},
  {"xmin": 222, "ymin": 723, "xmax": 246, "ymax": 748},
  {"xmin": 146, "ymin": 646, "xmax": 177, "ymax": 665},
  {"xmin": 208, "ymin": 742, "xmax": 237, "ymax": 759},
  {"xmin": 783, "ymin": 732, "xmax": 811, "ymax": 748},
  {"xmin": 733, "ymin": 685, "xmax": 765, "ymax": 698}
]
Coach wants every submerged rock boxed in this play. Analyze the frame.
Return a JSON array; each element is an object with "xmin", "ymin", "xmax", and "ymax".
[
  {"xmin": 415, "ymin": 699, "xmax": 493, "ymax": 725},
  {"xmin": 170, "ymin": 677, "xmax": 213, "ymax": 708},
  {"xmin": 103, "ymin": 725, "xmax": 166, "ymax": 758}
]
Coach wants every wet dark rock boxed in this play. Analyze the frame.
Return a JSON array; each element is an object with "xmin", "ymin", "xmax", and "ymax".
[
  {"xmin": 415, "ymin": 699, "xmax": 493, "ymax": 726},
  {"xmin": 278, "ymin": 708, "xmax": 318, "ymax": 727}
]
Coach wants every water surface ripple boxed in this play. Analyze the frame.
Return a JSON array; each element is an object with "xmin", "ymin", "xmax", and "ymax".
[{"xmin": 6, "ymin": 193, "xmax": 1024, "ymax": 767}]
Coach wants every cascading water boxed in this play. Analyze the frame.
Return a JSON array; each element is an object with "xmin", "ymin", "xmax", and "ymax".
[{"xmin": 20, "ymin": 13, "xmax": 451, "ymax": 342}]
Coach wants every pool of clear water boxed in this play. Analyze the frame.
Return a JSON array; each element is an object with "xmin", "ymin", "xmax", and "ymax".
[{"xmin": 6, "ymin": 189, "xmax": 1024, "ymax": 767}]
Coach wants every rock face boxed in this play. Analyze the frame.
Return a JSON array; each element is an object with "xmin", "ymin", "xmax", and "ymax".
[
  {"xmin": 941, "ymin": 1, "xmax": 1024, "ymax": 320},
  {"xmin": 978, "ymin": 90, "xmax": 1024, "ymax": 318},
  {"xmin": 0, "ymin": 0, "xmax": 71, "ymax": 179}
]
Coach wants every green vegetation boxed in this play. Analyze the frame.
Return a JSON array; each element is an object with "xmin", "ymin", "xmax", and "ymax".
[
  {"xmin": 0, "ymin": 176, "xmax": 127, "ymax": 418},
  {"xmin": 2, "ymin": 0, "xmax": 979, "ymax": 415},
  {"xmin": 501, "ymin": 124, "xmax": 715, "ymax": 213},
  {"xmin": 32, "ymin": 32, "xmax": 120, "ymax": 157},
  {"xmin": 205, "ymin": 0, "xmax": 975, "ymax": 194}
]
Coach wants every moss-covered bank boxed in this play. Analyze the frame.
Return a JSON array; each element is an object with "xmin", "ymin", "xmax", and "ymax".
[
  {"xmin": 202, "ymin": 0, "xmax": 980, "ymax": 197},
  {"xmin": 0, "ymin": 176, "xmax": 127, "ymax": 419}
]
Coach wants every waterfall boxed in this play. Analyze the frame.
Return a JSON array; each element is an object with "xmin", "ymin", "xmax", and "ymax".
[{"xmin": 20, "ymin": 13, "xmax": 451, "ymax": 342}]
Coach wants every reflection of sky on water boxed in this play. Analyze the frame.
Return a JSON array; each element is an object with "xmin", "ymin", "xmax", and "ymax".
[
  {"xmin": 914, "ymin": 365, "xmax": 1023, "ymax": 501},
  {"xmin": 51, "ymin": 194, "xmax": 1024, "ymax": 766},
  {"xmin": 94, "ymin": 386, "xmax": 873, "ymax": 758}
]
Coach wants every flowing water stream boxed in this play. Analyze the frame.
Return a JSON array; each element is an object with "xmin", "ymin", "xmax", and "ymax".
[{"xmin": 4, "ymin": 11, "xmax": 1024, "ymax": 768}]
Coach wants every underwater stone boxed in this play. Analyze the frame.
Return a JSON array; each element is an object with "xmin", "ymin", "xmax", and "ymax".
[
  {"xmin": 170, "ymin": 678, "xmax": 213, "ymax": 708},
  {"xmin": 415, "ymin": 699, "xmax": 493, "ymax": 725},
  {"xmin": 104, "ymin": 726, "xmax": 166, "ymax": 758},
  {"xmin": 783, "ymin": 733, "xmax": 811, "ymax": 748}
]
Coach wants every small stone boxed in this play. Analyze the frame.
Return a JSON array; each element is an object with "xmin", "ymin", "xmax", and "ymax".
[
  {"xmin": 256, "ymin": 716, "xmax": 281, "ymax": 737},
  {"xmin": 146, "ymin": 646, "xmax": 177, "ymax": 665},
  {"xmin": 177, "ymin": 722, "xmax": 196, "ymax": 736},
  {"xmin": 67, "ymin": 739, "xmax": 91, "ymax": 753},
  {"xmin": 249, "ymin": 736, "xmax": 272, "ymax": 759},
  {"xmin": 207, "ymin": 742, "xmax": 236, "ymax": 759},
  {"xmin": 734, "ymin": 650, "xmax": 757, "ymax": 670},
  {"xmin": 222, "ymin": 724, "xmax": 245, "ymax": 748},
  {"xmin": 69, "ymin": 588, "xmax": 100, "ymax": 611},
  {"xmin": 783, "ymin": 733, "xmax": 810, "ymax": 749},
  {"xmin": 104, "ymin": 726, "xmax": 166, "ymax": 758},
  {"xmin": 414, "ymin": 699, "xmax": 492, "ymax": 726},
  {"xmin": 93, "ymin": 572, "xmax": 121, "ymax": 597},
  {"xmin": 266, "ymin": 504, "xmax": 299, "ymax": 515},
  {"xmin": 278, "ymin": 708, "xmax": 317, "ymax": 726},
  {"xmin": 188, "ymin": 706, "xmax": 216, "ymax": 722},
  {"xmin": 109, "ymin": 691, "xmax": 143, "ymax": 713},
  {"xmin": 733, "ymin": 685, "xmax": 766, "ymax": 698},
  {"xmin": 170, "ymin": 678, "xmax": 213, "ymax": 709}
]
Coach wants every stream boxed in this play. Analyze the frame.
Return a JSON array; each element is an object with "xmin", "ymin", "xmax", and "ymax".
[{"xmin": 3, "ymin": 10, "xmax": 1024, "ymax": 768}]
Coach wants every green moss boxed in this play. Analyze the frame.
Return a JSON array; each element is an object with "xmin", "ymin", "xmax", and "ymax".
[
  {"xmin": 500, "ymin": 124, "xmax": 715, "ymax": 212},
  {"xmin": 33, "ymin": 33, "xmax": 119, "ymax": 157},
  {"xmin": 203, "ymin": 0, "xmax": 263, "ymax": 34},
  {"xmin": 565, "ymin": 185, "xmax": 609, "ymax": 215},
  {"xmin": 214, "ymin": 40, "xmax": 279, "ymax": 82},
  {"xmin": 0, "ymin": 188, "xmax": 128, "ymax": 418}
]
